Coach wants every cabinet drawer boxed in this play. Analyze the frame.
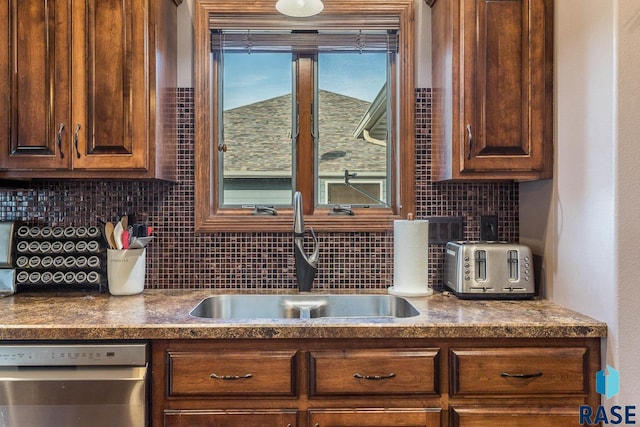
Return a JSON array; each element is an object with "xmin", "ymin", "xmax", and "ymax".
[
  {"xmin": 309, "ymin": 349, "xmax": 439, "ymax": 396},
  {"xmin": 310, "ymin": 408, "xmax": 441, "ymax": 426},
  {"xmin": 168, "ymin": 350, "xmax": 297, "ymax": 397},
  {"xmin": 450, "ymin": 347, "xmax": 587, "ymax": 396},
  {"xmin": 165, "ymin": 409, "xmax": 298, "ymax": 427},
  {"xmin": 450, "ymin": 406, "xmax": 579, "ymax": 427}
]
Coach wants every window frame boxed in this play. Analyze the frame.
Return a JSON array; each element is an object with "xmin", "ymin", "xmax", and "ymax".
[{"xmin": 194, "ymin": 0, "xmax": 416, "ymax": 232}]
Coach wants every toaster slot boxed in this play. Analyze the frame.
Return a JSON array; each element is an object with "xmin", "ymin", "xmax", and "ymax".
[
  {"xmin": 475, "ymin": 250, "xmax": 487, "ymax": 281},
  {"xmin": 508, "ymin": 250, "xmax": 519, "ymax": 281}
]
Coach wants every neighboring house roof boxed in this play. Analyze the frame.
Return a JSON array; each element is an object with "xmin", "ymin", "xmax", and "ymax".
[
  {"xmin": 353, "ymin": 83, "xmax": 387, "ymax": 145},
  {"xmin": 223, "ymin": 90, "xmax": 387, "ymax": 176}
]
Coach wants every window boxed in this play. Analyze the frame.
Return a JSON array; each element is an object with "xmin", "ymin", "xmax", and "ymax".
[
  {"xmin": 219, "ymin": 49, "xmax": 293, "ymax": 206},
  {"xmin": 216, "ymin": 32, "xmax": 392, "ymax": 208},
  {"xmin": 194, "ymin": 1, "xmax": 415, "ymax": 232},
  {"xmin": 317, "ymin": 51, "xmax": 389, "ymax": 208}
]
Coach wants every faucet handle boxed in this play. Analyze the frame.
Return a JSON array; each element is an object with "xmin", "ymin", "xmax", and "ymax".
[{"xmin": 308, "ymin": 227, "xmax": 319, "ymax": 265}]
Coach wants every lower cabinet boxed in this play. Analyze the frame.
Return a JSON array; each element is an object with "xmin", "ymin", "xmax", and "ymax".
[
  {"xmin": 449, "ymin": 407, "xmax": 578, "ymax": 427},
  {"xmin": 167, "ymin": 349, "xmax": 297, "ymax": 397},
  {"xmin": 151, "ymin": 337, "xmax": 600, "ymax": 427},
  {"xmin": 309, "ymin": 348, "xmax": 439, "ymax": 396},
  {"xmin": 163, "ymin": 408, "xmax": 440, "ymax": 427},
  {"xmin": 449, "ymin": 347, "xmax": 588, "ymax": 396},
  {"xmin": 164, "ymin": 409, "xmax": 298, "ymax": 427},
  {"xmin": 309, "ymin": 408, "xmax": 441, "ymax": 426}
]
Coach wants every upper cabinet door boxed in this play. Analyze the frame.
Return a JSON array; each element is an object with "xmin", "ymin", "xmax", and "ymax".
[
  {"xmin": 0, "ymin": 0, "xmax": 72, "ymax": 170},
  {"xmin": 461, "ymin": 0, "xmax": 546, "ymax": 173},
  {"xmin": 70, "ymin": 0, "xmax": 148, "ymax": 170},
  {"xmin": 431, "ymin": 0, "xmax": 553, "ymax": 181}
]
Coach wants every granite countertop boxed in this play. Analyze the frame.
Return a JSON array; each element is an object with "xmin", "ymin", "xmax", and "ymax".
[{"xmin": 0, "ymin": 289, "xmax": 606, "ymax": 340}]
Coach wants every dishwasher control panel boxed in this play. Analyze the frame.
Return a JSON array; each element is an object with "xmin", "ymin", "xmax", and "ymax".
[{"xmin": 0, "ymin": 343, "xmax": 147, "ymax": 366}]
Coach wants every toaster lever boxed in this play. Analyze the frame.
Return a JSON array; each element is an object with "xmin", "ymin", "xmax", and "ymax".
[{"xmin": 470, "ymin": 286, "xmax": 494, "ymax": 292}]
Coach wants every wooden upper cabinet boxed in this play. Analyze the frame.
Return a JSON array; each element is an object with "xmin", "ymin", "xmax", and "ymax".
[
  {"xmin": 431, "ymin": 0, "xmax": 553, "ymax": 181},
  {"xmin": 71, "ymin": 0, "xmax": 148, "ymax": 171},
  {"xmin": 0, "ymin": 0, "xmax": 72, "ymax": 171},
  {"xmin": 0, "ymin": 0, "xmax": 179, "ymax": 180}
]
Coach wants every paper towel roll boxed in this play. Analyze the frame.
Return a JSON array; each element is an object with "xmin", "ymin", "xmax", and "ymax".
[{"xmin": 389, "ymin": 219, "xmax": 432, "ymax": 296}]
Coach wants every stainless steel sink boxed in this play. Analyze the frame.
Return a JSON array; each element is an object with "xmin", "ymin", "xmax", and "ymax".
[{"xmin": 189, "ymin": 294, "xmax": 420, "ymax": 319}]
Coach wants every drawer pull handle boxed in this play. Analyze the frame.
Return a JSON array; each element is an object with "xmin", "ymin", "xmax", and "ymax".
[
  {"xmin": 210, "ymin": 373, "xmax": 253, "ymax": 380},
  {"xmin": 500, "ymin": 371, "xmax": 543, "ymax": 379},
  {"xmin": 353, "ymin": 372, "xmax": 396, "ymax": 380}
]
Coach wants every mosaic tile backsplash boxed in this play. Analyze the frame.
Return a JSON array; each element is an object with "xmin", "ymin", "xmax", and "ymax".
[{"xmin": 0, "ymin": 88, "xmax": 518, "ymax": 291}]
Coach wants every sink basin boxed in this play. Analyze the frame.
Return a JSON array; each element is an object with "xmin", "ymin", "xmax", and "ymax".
[{"xmin": 189, "ymin": 294, "xmax": 420, "ymax": 319}]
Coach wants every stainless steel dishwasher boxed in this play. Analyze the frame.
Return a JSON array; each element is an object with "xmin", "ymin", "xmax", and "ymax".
[{"xmin": 0, "ymin": 342, "xmax": 147, "ymax": 427}]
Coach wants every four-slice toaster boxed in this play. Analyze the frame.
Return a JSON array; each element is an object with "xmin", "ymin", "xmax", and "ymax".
[{"xmin": 444, "ymin": 241, "xmax": 535, "ymax": 299}]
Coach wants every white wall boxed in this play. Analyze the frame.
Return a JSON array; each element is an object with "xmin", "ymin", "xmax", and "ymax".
[
  {"xmin": 520, "ymin": 0, "xmax": 640, "ymax": 404},
  {"xmin": 614, "ymin": 0, "xmax": 640, "ymax": 403},
  {"xmin": 175, "ymin": 0, "xmax": 432, "ymax": 88},
  {"xmin": 414, "ymin": 0, "xmax": 432, "ymax": 88},
  {"xmin": 177, "ymin": 0, "xmax": 194, "ymax": 87}
]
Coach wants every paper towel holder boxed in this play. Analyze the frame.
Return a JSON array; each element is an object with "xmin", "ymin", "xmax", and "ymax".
[{"xmin": 388, "ymin": 215, "xmax": 433, "ymax": 297}]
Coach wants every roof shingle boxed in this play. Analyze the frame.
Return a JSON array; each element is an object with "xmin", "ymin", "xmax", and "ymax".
[{"xmin": 223, "ymin": 90, "xmax": 387, "ymax": 176}]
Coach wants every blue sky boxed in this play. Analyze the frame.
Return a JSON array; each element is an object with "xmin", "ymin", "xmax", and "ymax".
[{"xmin": 223, "ymin": 52, "xmax": 386, "ymax": 110}]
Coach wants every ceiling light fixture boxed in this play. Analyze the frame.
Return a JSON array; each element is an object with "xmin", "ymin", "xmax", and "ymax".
[{"xmin": 275, "ymin": 0, "xmax": 324, "ymax": 17}]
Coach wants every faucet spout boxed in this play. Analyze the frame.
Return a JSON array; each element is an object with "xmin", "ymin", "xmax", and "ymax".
[{"xmin": 293, "ymin": 191, "xmax": 318, "ymax": 292}]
